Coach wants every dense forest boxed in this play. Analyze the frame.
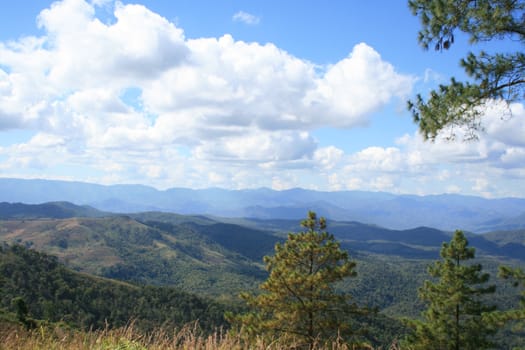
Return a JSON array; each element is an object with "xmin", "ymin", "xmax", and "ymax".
[
  {"xmin": 0, "ymin": 244, "xmax": 228, "ymax": 332},
  {"xmin": 1, "ymin": 210, "xmax": 524, "ymax": 348}
]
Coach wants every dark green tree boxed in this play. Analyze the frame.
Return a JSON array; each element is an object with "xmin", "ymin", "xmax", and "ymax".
[
  {"xmin": 231, "ymin": 211, "xmax": 368, "ymax": 349},
  {"xmin": 499, "ymin": 266, "xmax": 525, "ymax": 325},
  {"xmin": 407, "ymin": 0, "xmax": 525, "ymax": 141},
  {"xmin": 11, "ymin": 296, "xmax": 37, "ymax": 329},
  {"xmin": 405, "ymin": 230, "xmax": 497, "ymax": 350},
  {"xmin": 486, "ymin": 266, "xmax": 525, "ymax": 349}
]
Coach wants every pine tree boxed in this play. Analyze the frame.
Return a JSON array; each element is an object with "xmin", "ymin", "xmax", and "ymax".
[
  {"xmin": 407, "ymin": 0, "xmax": 525, "ymax": 141},
  {"xmin": 230, "ymin": 211, "xmax": 368, "ymax": 349},
  {"xmin": 405, "ymin": 230, "xmax": 497, "ymax": 350}
]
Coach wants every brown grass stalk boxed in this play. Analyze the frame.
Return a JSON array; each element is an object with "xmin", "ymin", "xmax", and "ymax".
[{"xmin": 0, "ymin": 322, "xmax": 398, "ymax": 350}]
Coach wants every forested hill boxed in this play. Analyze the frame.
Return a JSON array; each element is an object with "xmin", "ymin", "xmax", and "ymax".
[
  {"xmin": 1, "ymin": 206, "xmax": 524, "ymax": 348},
  {"xmin": 0, "ymin": 244, "xmax": 228, "ymax": 331},
  {"xmin": 0, "ymin": 203, "xmax": 524, "ymax": 302},
  {"xmin": 0, "ymin": 243, "xmax": 408, "ymax": 347},
  {"xmin": 1, "ymin": 202, "xmax": 525, "ymax": 267}
]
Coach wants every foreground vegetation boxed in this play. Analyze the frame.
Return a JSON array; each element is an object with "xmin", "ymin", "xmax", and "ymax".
[
  {"xmin": 229, "ymin": 214, "xmax": 525, "ymax": 349},
  {"xmin": 0, "ymin": 321, "xmax": 397, "ymax": 350}
]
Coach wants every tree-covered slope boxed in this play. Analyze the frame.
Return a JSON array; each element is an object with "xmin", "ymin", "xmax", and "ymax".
[
  {"xmin": 1, "ymin": 205, "xmax": 524, "ymax": 326},
  {"xmin": 0, "ymin": 216, "xmax": 269, "ymax": 298},
  {"xmin": 0, "ymin": 244, "xmax": 228, "ymax": 331}
]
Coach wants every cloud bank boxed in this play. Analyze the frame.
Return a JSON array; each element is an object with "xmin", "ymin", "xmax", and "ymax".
[{"xmin": 0, "ymin": 0, "xmax": 523, "ymax": 198}]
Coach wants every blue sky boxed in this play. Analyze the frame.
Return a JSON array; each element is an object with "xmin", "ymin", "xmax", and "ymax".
[{"xmin": 0, "ymin": 0, "xmax": 524, "ymax": 197}]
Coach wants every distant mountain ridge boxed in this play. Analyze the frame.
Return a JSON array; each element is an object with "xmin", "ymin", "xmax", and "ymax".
[
  {"xmin": 1, "ymin": 178, "xmax": 525, "ymax": 232},
  {"xmin": 0, "ymin": 201, "xmax": 106, "ymax": 219},
  {"xmin": 0, "ymin": 201, "xmax": 524, "ymax": 264}
]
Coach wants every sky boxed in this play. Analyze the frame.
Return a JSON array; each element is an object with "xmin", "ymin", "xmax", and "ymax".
[{"xmin": 0, "ymin": 0, "xmax": 524, "ymax": 197}]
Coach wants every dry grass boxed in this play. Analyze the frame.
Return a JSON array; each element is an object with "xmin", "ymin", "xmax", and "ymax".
[{"xmin": 0, "ymin": 322, "xmax": 400, "ymax": 350}]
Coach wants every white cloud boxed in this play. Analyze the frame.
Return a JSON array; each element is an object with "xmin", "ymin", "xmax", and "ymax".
[
  {"xmin": 473, "ymin": 177, "xmax": 489, "ymax": 192},
  {"xmin": 38, "ymin": 0, "xmax": 188, "ymax": 88},
  {"xmin": 313, "ymin": 146, "xmax": 344, "ymax": 170},
  {"xmin": 423, "ymin": 68, "xmax": 443, "ymax": 84},
  {"xmin": 232, "ymin": 11, "xmax": 260, "ymax": 25},
  {"xmin": 194, "ymin": 130, "xmax": 317, "ymax": 162},
  {"xmin": 483, "ymin": 102, "xmax": 525, "ymax": 148},
  {"xmin": 346, "ymin": 146, "xmax": 404, "ymax": 172},
  {"xmin": 1, "ymin": 0, "xmax": 524, "ymax": 197},
  {"xmin": 370, "ymin": 175, "xmax": 396, "ymax": 191},
  {"xmin": 271, "ymin": 175, "xmax": 296, "ymax": 191},
  {"xmin": 446, "ymin": 185, "xmax": 461, "ymax": 194},
  {"xmin": 305, "ymin": 43, "xmax": 415, "ymax": 127},
  {"xmin": 500, "ymin": 147, "xmax": 525, "ymax": 166},
  {"xmin": 0, "ymin": 0, "xmax": 415, "ymax": 179},
  {"xmin": 304, "ymin": 99, "xmax": 525, "ymax": 197}
]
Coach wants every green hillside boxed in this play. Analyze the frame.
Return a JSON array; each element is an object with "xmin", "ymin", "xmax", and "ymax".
[
  {"xmin": 0, "ymin": 204, "xmax": 524, "ymax": 348},
  {"xmin": 0, "ymin": 244, "xmax": 228, "ymax": 332},
  {"xmin": 0, "ymin": 203, "xmax": 524, "ymax": 324},
  {"xmin": 0, "ymin": 243, "xmax": 410, "ymax": 347},
  {"xmin": 0, "ymin": 216, "xmax": 266, "ymax": 298}
]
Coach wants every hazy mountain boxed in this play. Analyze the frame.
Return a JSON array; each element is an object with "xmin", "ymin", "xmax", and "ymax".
[{"xmin": 2, "ymin": 178, "xmax": 525, "ymax": 232}]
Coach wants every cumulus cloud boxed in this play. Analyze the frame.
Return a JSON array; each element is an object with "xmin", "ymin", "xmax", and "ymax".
[
  {"xmin": 313, "ymin": 146, "xmax": 344, "ymax": 170},
  {"xmin": 38, "ymin": 0, "xmax": 188, "ymax": 87},
  {"xmin": 0, "ymin": 0, "xmax": 413, "ymax": 176},
  {"xmin": 194, "ymin": 130, "xmax": 317, "ymax": 162},
  {"xmin": 326, "ymin": 101, "xmax": 525, "ymax": 197},
  {"xmin": 305, "ymin": 43, "xmax": 414, "ymax": 127},
  {"xmin": 313, "ymin": 103, "xmax": 525, "ymax": 197},
  {"xmin": 347, "ymin": 146, "xmax": 404, "ymax": 172},
  {"xmin": 1, "ymin": 0, "xmax": 524, "ymax": 197}
]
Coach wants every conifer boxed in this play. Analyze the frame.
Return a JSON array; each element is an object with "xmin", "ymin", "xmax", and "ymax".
[
  {"xmin": 405, "ymin": 230, "xmax": 497, "ymax": 350},
  {"xmin": 231, "ymin": 211, "xmax": 368, "ymax": 348}
]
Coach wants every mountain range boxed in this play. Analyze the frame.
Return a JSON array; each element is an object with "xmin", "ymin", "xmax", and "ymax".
[
  {"xmin": 1, "ymin": 201, "xmax": 524, "ymax": 295},
  {"xmin": 1, "ymin": 178, "xmax": 525, "ymax": 232},
  {"xmin": 1, "ymin": 184, "xmax": 524, "ymax": 348},
  {"xmin": 0, "ymin": 200, "xmax": 523, "ymax": 342}
]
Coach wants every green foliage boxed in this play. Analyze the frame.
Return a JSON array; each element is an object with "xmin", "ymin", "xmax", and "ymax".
[
  {"xmin": 342, "ymin": 255, "xmax": 429, "ymax": 318},
  {"xmin": 408, "ymin": 0, "xmax": 525, "ymax": 140},
  {"xmin": 231, "ymin": 212, "xmax": 370, "ymax": 348},
  {"xmin": 485, "ymin": 266, "xmax": 525, "ymax": 349},
  {"xmin": 0, "ymin": 243, "xmax": 229, "ymax": 332},
  {"xmin": 185, "ymin": 222, "xmax": 280, "ymax": 261},
  {"xmin": 0, "ymin": 216, "xmax": 267, "ymax": 299},
  {"xmin": 10, "ymin": 296, "xmax": 37, "ymax": 329},
  {"xmin": 404, "ymin": 230, "xmax": 498, "ymax": 349},
  {"xmin": 1, "ymin": 211, "xmax": 524, "ymax": 347}
]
